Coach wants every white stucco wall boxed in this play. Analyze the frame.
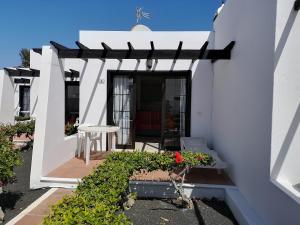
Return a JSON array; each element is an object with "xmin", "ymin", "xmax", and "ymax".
[
  {"xmin": 0, "ymin": 69, "xmax": 14, "ymax": 124},
  {"xmin": 30, "ymin": 50, "xmax": 42, "ymax": 118},
  {"xmin": 30, "ymin": 46, "xmax": 77, "ymax": 188},
  {"xmin": 271, "ymin": 0, "xmax": 300, "ymax": 204},
  {"xmin": 212, "ymin": 0, "xmax": 300, "ymax": 224}
]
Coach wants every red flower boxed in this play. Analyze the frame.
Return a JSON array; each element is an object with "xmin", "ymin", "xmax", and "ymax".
[{"xmin": 175, "ymin": 151, "xmax": 184, "ymax": 164}]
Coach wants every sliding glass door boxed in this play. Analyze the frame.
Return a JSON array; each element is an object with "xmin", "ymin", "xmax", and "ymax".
[
  {"xmin": 112, "ymin": 76, "xmax": 135, "ymax": 149},
  {"xmin": 161, "ymin": 78, "xmax": 187, "ymax": 150},
  {"xmin": 108, "ymin": 71, "xmax": 191, "ymax": 150}
]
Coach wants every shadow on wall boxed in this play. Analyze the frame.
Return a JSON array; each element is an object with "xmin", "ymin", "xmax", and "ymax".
[
  {"xmin": 274, "ymin": 7, "xmax": 298, "ymax": 69},
  {"xmin": 271, "ymin": 6, "xmax": 299, "ymax": 180},
  {"xmin": 81, "ymin": 60, "xmax": 106, "ymax": 124},
  {"xmin": 271, "ymin": 103, "xmax": 300, "ymax": 179},
  {"xmin": 190, "ymin": 59, "xmax": 213, "ymax": 146},
  {"xmin": 31, "ymin": 96, "xmax": 38, "ymax": 115}
]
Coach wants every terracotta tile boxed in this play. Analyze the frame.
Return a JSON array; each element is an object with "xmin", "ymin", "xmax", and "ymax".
[
  {"xmin": 47, "ymin": 156, "xmax": 104, "ymax": 178},
  {"xmin": 15, "ymin": 215, "xmax": 44, "ymax": 225}
]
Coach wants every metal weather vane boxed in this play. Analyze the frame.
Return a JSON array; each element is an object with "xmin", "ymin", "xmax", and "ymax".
[{"xmin": 136, "ymin": 7, "xmax": 151, "ymax": 24}]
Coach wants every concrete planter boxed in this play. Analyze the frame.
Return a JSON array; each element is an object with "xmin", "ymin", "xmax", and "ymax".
[{"xmin": 129, "ymin": 180, "xmax": 229, "ymax": 200}]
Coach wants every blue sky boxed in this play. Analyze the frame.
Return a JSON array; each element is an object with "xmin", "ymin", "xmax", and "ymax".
[{"xmin": 0, "ymin": 0, "xmax": 221, "ymax": 67}]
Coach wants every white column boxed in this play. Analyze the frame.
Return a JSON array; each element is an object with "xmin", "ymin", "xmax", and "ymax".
[
  {"xmin": 30, "ymin": 46, "xmax": 70, "ymax": 188},
  {"xmin": 0, "ymin": 69, "xmax": 14, "ymax": 124}
]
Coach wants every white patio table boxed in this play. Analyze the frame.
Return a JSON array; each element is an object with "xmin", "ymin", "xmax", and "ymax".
[{"xmin": 77, "ymin": 125, "xmax": 120, "ymax": 165}]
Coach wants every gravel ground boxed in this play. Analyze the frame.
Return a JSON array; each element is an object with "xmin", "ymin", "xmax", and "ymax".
[
  {"xmin": 125, "ymin": 199, "xmax": 239, "ymax": 225},
  {"xmin": 0, "ymin": 148, "xmax": 48, "ymax": 224}
]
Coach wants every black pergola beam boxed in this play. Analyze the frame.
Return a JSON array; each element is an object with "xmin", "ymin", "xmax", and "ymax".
[
  {"xmin": 212, "ymin": 41, "xmax": 235, "ymax": 63},
  {"xmin": 75, "ymin": 41, "xmax": 89, "ymax": 49},
  {"xmin": 127, "ymin": 42, "xmax": 134, "ymax": 51},
  {"xmin": 5, "ymin": 67, "xmax": 80, "ymax": 79},
  {"xmin": 174, "ymin": 41, "xmax": 183, "ymax": 60},
  {"xmin": 14, "ymin": 78, "xmax": 30, "ymax": 84},
  {"xmin": 101, "ymin": 42, "xmax": 111, "ymax": 51},
  {"xmin": 50, "ymin": 41, "xmax": 235, "ymax": 61},
  {"xmin": 4, "ymin": 68, "xmax": 40, "ymax": 77},
  {"xmin": 199, "ymin": 41, "xmax": 209, "ymax": 58},
  {"xmin": 150, "ymin": 41, "xmax": 155, "ymax": 51},
  {"xmin": 224, "ymin": 41, "xmax": 235, "ymax": 51},
  {"xmin": 33, "ymin": 48, "xmax": 42, "ymax": 54},
  {"xmin": 126, "ymin": 42, "xmax": 134, "ymax": 58},
  {"xmin": 294, "ymin": 0, "xmax": 300, "ymax": 10},
  {"xmin": 147, "ymin": 41, "xmax": 155, "ymax": 59},
  {"xmin": 50, "ymin": 41, "xmax": 69, "ymax": 50}
]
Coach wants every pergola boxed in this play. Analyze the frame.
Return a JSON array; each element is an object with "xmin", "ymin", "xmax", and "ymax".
[
  {"xmin": 33, "ymin": 40, "xmax": 235, "ymax": 63},
  {"xmin": 4, "ymin": 67, "xmax": 80, "ymax": 82}
]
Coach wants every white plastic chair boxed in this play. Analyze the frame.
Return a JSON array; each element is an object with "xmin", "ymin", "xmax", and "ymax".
[{"xmin": 77, "ymin": 123, "xmax": 102, "ymax": 158}]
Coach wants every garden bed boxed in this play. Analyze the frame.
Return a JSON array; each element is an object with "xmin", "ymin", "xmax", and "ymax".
[
  {"xmin": 43, "ymin": 151, "xmax": 217, "ymax": 224},
  {"xmin": 0, "ymin": 149, "xmax": 48, "ymax": 224},
  {"xmin": 125, "ymin": 198, "xmax": 238, "ymax": 225}
]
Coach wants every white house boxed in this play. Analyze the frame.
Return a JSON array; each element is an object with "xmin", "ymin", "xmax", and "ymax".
[
  {"xmin": 0, "ymin": 67, "xmax": 40, "ymax": 123},
  {"xmin": 0, "ymin": 49, "xmax": 43, "ymax": 123},
  {"xmin": 0, "ymin": 50, "xmax": 80, "ymax": 124},
  {"xmin": 0, "ymin": 0, "xmax": 299, "ymax": 224}
]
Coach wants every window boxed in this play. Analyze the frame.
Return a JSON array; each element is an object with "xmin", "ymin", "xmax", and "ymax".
[
  {"xmin": 65, "ymin": 81, "xmax": 79, "ymax": 124},
  {"xmin": 19, "ymin": 86, "xmax": 30, "ymax": 117}
]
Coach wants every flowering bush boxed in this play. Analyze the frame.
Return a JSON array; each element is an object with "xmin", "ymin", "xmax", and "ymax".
[
  {"xmin": 43, "ymin": 151, "xmax": 213, "ymax": 224},
  {"xmin": 175, "ymin": 151, "xmax": 184, "ymax": 164},
  {"xmin": 64, "ymin": 122, "xmax": 78, "ymax": 136}
]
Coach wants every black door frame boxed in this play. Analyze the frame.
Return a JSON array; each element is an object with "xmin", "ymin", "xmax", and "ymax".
[{"xmin": 107, "ymin": 70, "xmax": 192, "ymax": 149}]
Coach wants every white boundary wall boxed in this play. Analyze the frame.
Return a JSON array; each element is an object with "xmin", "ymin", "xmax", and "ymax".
[
  {"xmin": 212, "ymin": 0, "xmax": 300, "ymax": 224},
  {"xmin": 30, "ymin": 46, "xmax": 77, "ymax": 188},
  {"xmin": 271, "ymin": 0, "xmax": 300, "ymax": 204}
]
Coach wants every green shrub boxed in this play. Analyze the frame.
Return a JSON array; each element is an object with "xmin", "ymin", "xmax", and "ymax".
[
  {"xmin": 0, "ymin": 132, "xmax": 22, "ymax": 185},
  {"xmin": 65, "ymin": 122, "xmax": 78, "ymax": 136},
  {"xmin": 43, "ymin": 151, "xmax": 213, "ymax": 224},
  {"xmin": 0, "ymin": 121, "xmax": 35, "ymax": 185},
  {"xmin": 0, "ymin": 120, "xmax": 35, "ymax": 140}
]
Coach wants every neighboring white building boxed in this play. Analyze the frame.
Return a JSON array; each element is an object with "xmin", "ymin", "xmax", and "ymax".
[
  {"xmin": 0, "ymin": 50, "xmax": 40, "ymax": 123},
  {"xmin": 0, "ymin": 0, "xmax": 299, "ymax": 224}
]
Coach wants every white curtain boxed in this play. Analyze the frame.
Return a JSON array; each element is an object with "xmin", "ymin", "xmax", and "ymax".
[{"xmin": 113, "ymin": 76, "xmax": 131, "ymax": 145}]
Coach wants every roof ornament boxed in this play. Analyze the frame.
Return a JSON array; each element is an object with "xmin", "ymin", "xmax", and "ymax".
[{"xmin": 136, "ymin": 7, "xmax": 150, "ymax": 24}]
